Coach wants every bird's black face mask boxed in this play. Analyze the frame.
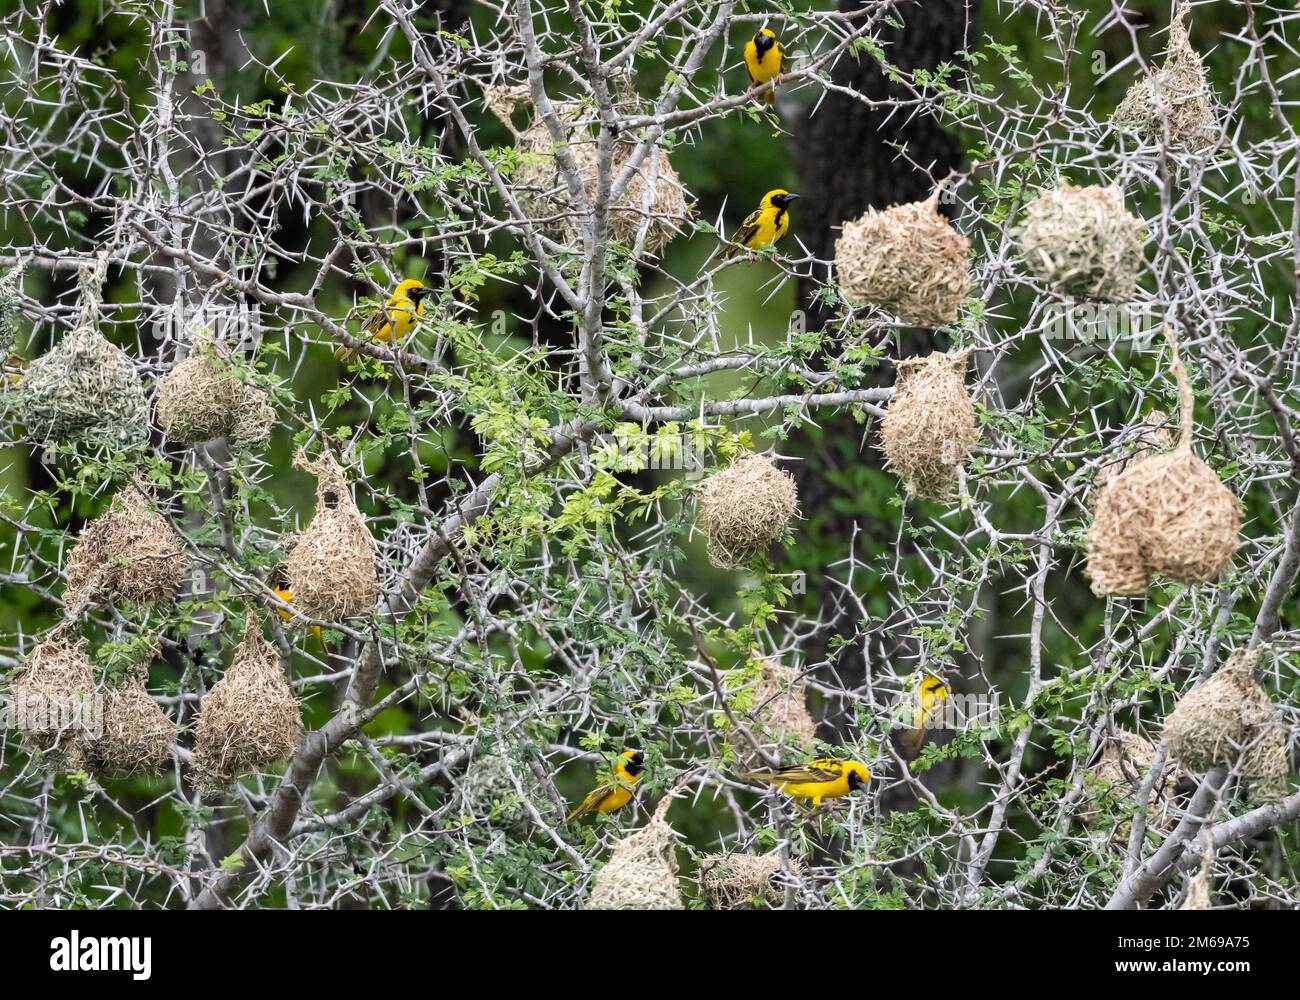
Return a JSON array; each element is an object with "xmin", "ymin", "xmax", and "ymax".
[
  {"xmin": 625, "ymin": 752, "xmax": 646, "ymax": 777},
  {"xmin": 771, "ymin": 192, "xmax": 800, "ymax": 210},
  {"xmin": 846, "ymin": 770, "xmax": 865, "ymax": 792},
  {"xmin": 409, "ymin": 286, "xmax": 431, "ymax": 305},
  {"xmin": 753, "ymin": 32, "xmax": 775, "ymax": 57}
]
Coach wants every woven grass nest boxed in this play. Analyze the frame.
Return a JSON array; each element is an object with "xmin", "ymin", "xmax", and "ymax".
[
  {"xmin": 834, "ymin": 193, "xmax": 970, "ymax": 327},
  {"xmin": 154, "ymin": 336, "xmax": 274, "ymax": 451},
  {"xmin": 880, "ymin": 348, "xmax": 978, "ymax": 501},
  {"xmin": 1163, "ymin": 647, "xmax": 1289, "ymax": 805},
  {"xmin": 63, "ymin": 486, "xmax": 185, "ymax": 608},
  {"xmin": 90, "ymin": 659, "xmax": 176, "ymax": 776},
  {"xmin": 190, "ymin": 612, "xmax": 302, "ymax": 795},
  {"xmin": 463, "ymin": 753, "xmax": 542, "ymax": 834},
  {"xmin": 0, "ymin": 262, "xmax": 23, "ymax": 359},
  {"xmin": 283, "ymin": 449, "xmax": 379, "ymax": 620},
  {"xmin": 1112, "ymin": 5, "xmax": 1217, "ymax": 152},
  {"xmin": 695, "ymin": 452, "xmax": 799, "ymax": 569},
  {"xmin": 1081, "ymin": 730, "xmax": 1180, "ymax": 841},
  {"xmin": 16, "ymin": 260, "xmax": 148, "ymax": 454},
  {"xmin": 727, "ymin": 660, "xmax": 817, "ymax": 768},
  {"xmin": 698, "ymin": 852, "xmax": 803, "ymax": 910},
  {"xmin": 1016, "ymin": 181, "xmax": 1146, "ymax": 302},
  {"xmin": 1085, "ymin": 330, "xmax": 1241, "ymax": 596},
  {"xmin": 586, "ymin": 796, "xmax": 683, "ymax": 910},
  {"xmin": 485, "ymin": 84, "xmax": 692, "ymax": 253},
  {"xmin": 6, "ymin": 622, "xmax": 96, "ymax": 769}
]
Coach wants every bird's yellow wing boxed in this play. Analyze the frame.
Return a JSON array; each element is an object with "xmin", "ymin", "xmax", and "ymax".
[
  {"xmin": 753, "ymin": 762, "xmax": 844, "ymax": 784},
  {"xmin": 566, "ymin": 783, "xmax": 618, "ymax": 823},
  {"xmin": 725, "ymin": 206, "xmax": 765, "ymax": 256}
]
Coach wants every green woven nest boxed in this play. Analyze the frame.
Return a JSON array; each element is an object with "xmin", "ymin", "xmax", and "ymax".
[
  {"xmin": 17, "ymin": 322, "xmax": 148, "ymax": 454},
  {"xmin": 463, "ymin": 754, "xmax": 544, "ymax": 833},
  {"xmin": 0, "ymin": 262, "xmax": 24, "ymax": 359}
]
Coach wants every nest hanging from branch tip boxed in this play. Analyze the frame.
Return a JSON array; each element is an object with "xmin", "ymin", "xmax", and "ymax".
[
  {"xmin": 834, "ymin": 196, "xmax": 970, "ymax": 326},
  {"xmin": 283, "ymin": 449, "xmax": 379, "ymax": 620},
  {"xmin": 64, "ymin": 486, "xmax": 184, "ymax": 607},
  {"xmin": 1112, "ymin": 5, "xmax": 1218, "ymax": 152},
  {"xmin": 7, "ymin": 624, "xmax": 96, "ymax": 770},
  {"xmin": 190, "ymin": 612, "xmax": 302, "ymax": 796},
  {"xmin": 695, "ymin": 452, "xmax": 798, "ymax": 569},
  {"xmin": 1017, "ymin": 182, "xmax": 1146, "ymax": 303},
  {"xmin": 586, "ymin": 795, "xmax": 682, "ymax": 910},
  {"xmin": 880, "ymin": 348, "xmax": 977, "ymax": 501},
  {"xmin": 1162, "ymin": 647, "xmax": 1276, "ymax": 775}
]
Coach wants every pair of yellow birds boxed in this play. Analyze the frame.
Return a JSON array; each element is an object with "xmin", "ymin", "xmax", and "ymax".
[
  {"xmin": 565, "ymin": 750, "xmax": 872, "ymax": 822},
  {"xmin": 567, "ymin": 671, "xmax": 950, "ymax": 821}
]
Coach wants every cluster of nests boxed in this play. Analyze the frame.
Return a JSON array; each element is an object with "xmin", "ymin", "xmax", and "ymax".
[
  {"xmin": 2, "ymin": 255, "xmax": 275, "ymax": 458},
  {"xmin": 485, "ymin": 84, "xmax": 692, "ymax": 254},
  {"xmin": 1083, "ymin": 645, "xmax": 1291, "ymax": 845},
  {"xmin": 585, "ymin": 796, "xmax": 808, "ymax": 910},
  {"xmin": 7, "ymin": 625, "xmax": 177, "ymax": 775},
  {"xmin": 6, "ymin": 610, "xmax": 302, "ymax": 793},
  {"xmin": 1163, "ymin": 647, "xmax": 1290, "ymax": 806},
  {"xmin": 692, "ymin": 354, "xmax": 977, "ymax": 562},
  {"xmin": 1085, "ymin": 329, "xmax": 1241, "ymax": 596}
]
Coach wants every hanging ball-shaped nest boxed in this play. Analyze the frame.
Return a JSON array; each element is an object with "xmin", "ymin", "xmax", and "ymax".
[
  {"xmin": 154, "ymin": 336, "xmax": 275, "ymax": 451},
  {"xmin": 1112, "ymin": 5, "xmax": 1217, "ymax": 152},
  {"xmin": 283, "ymin": 449, "xmax": 379, "ymax": 620},
  {"xmin": 1180, "ymin": 853, "xmax": 1214, "ymax": 910},
  {"xmin": 6, "ymin": 623, "xmax": 96, "ymax": 769},
  {"xmin": 486, "ymin": 85, "xmax": 692, "ymax": 253},
  {"xmin": 728, "ymin": 661, "xmax": 817, "ymax": 767},
  {"xmin": 695, "ymin": 452, "xmax": 799, "ymax": 569},
  {"xmin": 1081, "ymin": 730, "xmax": 1180, "ymax": 840},
  {"xmin": 834, "ymin": 194, "xmax": 970, "ymax": 327},
  {"xmin": 697, "ymin": 853, "xmax": 803, "ymax": 910},
  {"xmin": 1086, "ymin": 331, "xmax": 1240, "ymax": 596},
  {"xmin": 190, "ymin": 613, "xmax": 302, "ymax": 795},
  {"xmin": 880, "ymin": 348, "xmax": 978, "ymax": 501},
  {"xmin": 1016, "ymin": 181, "xmax": 1146, "ymax": 302},
  {"xmin": 586, "ymin": 796, "xmax": 683, "ymax": 910},
  {"xmin": 15, "ymin": 257, "xmax": 148, "ymax": 454},
  {"xmin": 63, "ymin": 486, "xmax": 185, "ymax": 607},
  {"xmin": 1162, "ymin": 647, "xmax": 1276, "ymax": 774},
  {"xmin": 463, "ymin": 754, "xmax": 541, "ymax": 833},
  {"xmin": 1242, "ymin": 725, "xmax": 1290, "ymax": 807},
  {"xmin": 90, "ymin": 665, "xmax": 176, "ymax": 776}
]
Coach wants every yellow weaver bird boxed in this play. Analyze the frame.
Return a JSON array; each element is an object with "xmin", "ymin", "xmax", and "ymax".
[
  {"xmin": 335, "ymin": 278, "xmax": 431, "ymax": 363},
  {"xmin": 566, "ymin": 749, "xmax": 645, "ymax": 823},
  {"xmin": 270, "ymin": 573, "xmax": 326, "ymax": 653},
  {"xmin": 742, "ymin": 758, "xmax": 870, "ymax": 807},
  {"xmin": 744, "ymin": 28, "xmax": 789, "ymax": 105},
  {"xmin": 724, "ymin": 189, "xmax": 799, "ymax": 258},
  {"xmin": 900, "ymin": 671, "xmax": 949, "ymax": 755}
]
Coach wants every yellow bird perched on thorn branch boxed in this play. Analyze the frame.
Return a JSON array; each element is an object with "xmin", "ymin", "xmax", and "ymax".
[
  {"xmin": 742, "ymin": 758, "xmax": 871, "ymax": 807},
  {"xmin": 744, "ymin": 28, "xmax": 789, "ymax": 106},
  {"xmin": 335, "ymin": 277, "xmax": 431, "ymax": 363},
  {"xmin": 566, "ymin": 749, "xmax": 645, "ymax": 822},
  {"xmin": 900, "ymin": 671, "xmax": 949, "ymax": 755},
  {"xmin": 724, "ymin": 189, "xmax": 799, "ymax": 259}
]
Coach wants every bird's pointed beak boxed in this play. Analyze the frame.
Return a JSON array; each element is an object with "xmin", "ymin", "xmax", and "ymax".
[{"xmin": 784, "ymin": 193, "xmax": 801, "ymax": 202}]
